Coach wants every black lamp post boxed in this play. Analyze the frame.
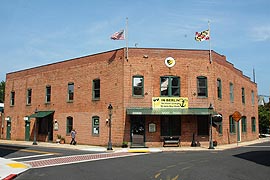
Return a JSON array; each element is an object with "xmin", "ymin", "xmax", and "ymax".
[
  {"xmin": 32, "ymin": 108, "xmax": 38, "ymax": 145},
  {"xmin": 208, "ymin": 103, "xmax": 214, "ymax": 149},
  {"xmin": 107, "ymin": 103, "xmax": 113, "ymax": 150}
]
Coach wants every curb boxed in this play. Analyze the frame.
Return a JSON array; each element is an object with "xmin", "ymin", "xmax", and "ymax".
[{"xmin": 3, "ymin": 174, "xmax": 17, "ymax": 180}]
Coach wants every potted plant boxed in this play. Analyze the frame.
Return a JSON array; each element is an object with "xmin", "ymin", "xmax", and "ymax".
[
  {"xmin": 122, "ymin": 141, "xmax": 128, "ymax": 148},
  {"xmin": 60, "ymin": 136, "xmax": 65, "ymax": 144},
  {"xmin": 56, "ymin": 134, "xmax": 61, "ymax": 144},
  {"xmin": 213, "ymin": 140, "xmax": 218, "ymax": 147}
]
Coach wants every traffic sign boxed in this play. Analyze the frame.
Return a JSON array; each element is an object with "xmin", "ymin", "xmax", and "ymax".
[{"xmin": 232, "ymin": 111, "xmax": 242, "ymax": 122}]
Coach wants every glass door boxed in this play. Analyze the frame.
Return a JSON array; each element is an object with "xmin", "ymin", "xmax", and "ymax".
[{"xmin": 130, "ymin": 116, "xmax": 145, "ymax": 147}]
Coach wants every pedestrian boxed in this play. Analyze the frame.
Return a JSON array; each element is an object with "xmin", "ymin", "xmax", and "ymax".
[{"xmin": 70, "ymin": 129, "xmax": 77, "ymax": 145}]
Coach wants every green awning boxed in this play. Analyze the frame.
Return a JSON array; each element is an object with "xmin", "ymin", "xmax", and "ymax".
[
  {"xmin": 127, "ymin": 107, "xmax": 214, "ymax": 115},
  {"xmin": 29, "ymin": 111, "xmax": 54, "ymax": 118}
]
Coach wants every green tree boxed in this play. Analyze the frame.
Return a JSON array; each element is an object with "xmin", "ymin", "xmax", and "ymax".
[
  {"xmin": 0, "ymin": 81, "xmax": 5, "ymax": 103},
  {"xmin": 259, "ymin": 102, "xmax": 270, "ymax": 134}
]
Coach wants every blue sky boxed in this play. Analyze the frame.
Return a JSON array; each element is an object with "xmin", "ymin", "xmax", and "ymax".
[{"xmin": 1, "ymin": 0, "xmax": 269, "ymax": 99}]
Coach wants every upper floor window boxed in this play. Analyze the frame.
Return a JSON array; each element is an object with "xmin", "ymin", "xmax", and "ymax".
[
  {"xmin": 68, "ymin": 83, "xmax": 74, "ymax": 101},
  {"xmin": 197, "ymin": 76, "xmax": 207, "ymax": 97},
  {"xmin": 92, "ymin": 79, "xmax": 100, "ymax": 100},
  {"xmin": 160, "ymin": 76, "xmax": 180, "ymax": 97},
  {"xmin": 26, "ymin": 88, "xmax": 32, "ymax": 105},
  {"xmin": 229, "ymin": 82, "xmax": 234, "ymax": 102},
  {"xmin": 46, "ymin": 85, "xmax": 51, "ymax": 103},
  {"xmin": 10, "ymin": 91, "xmax": 15, "ymax": 106},
  {"xmin": 217, "ymin": 78, "xmax": 222, "ymax": 99},
  {"xmin": 132, "ymin": 76, "xmax": 144, "ymax": 96},
  {"xmin": 66, "ymin": 116, "xmax": 73, "ymax": 134},
  {"xmin": 251, "ymin": 90, "xmax": 255, "ymax": 105},
  {"xmin": 241, "ymin": 87, "xmax": 245, "ymax": 104}
]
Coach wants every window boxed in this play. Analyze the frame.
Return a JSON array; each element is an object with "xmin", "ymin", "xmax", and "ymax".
[
  {"xmin": 229, "ymin": 115, "xmax": 236, "ymax": 133},
  {"xmin": 92, "ymin": 116, "xmax": 100, "ymax": 136},
  {"xmin": 161, "ymin": 116, "xmax": 181, "ymax": 136},
  {"xmin": 46, "ymin": 86, "xmax": 51, "ymax": 103},
  {"xmin": 197, "ymin": 116, "xmax": 209, "ymax": 135},
  {"xmin": 197, "ymin": 76, "xmax": 208, "ymax": 97},
  {"xmin": 68, "ymin": 83, "xmax": 74, "ymax": 101},
  {"xmin": 92, "ymin": 79, "xmax": 100, "ymax": 100},
  {"xmin": 217, "ymin": 78, "xmax": 222, "ymax": 99},
  {"xmin": 241, "ymin": 116, "xmax": 247, "ymax": 133},
  {"xmin": 229, "ymin": 83, "xmax": 234, "ymax": 102},
  {"xmin": 132, "ymin": 76, "xmax": 144, "ymax": 96},
  {"xmin": 241, "ymin": 87, "xmax": 245, "ymax": 104},
  {"xmin": 251, "ymin": 117, "xmax": 256, "ymax": 132},
  {"xmin": 251, "ymin": 90, "xmax": 255, "ymax": 105},
  {"xmin": 160, "ymin": 76, "xmax": 180, "ymax": 97},
  {"xmin": 26, "ymin": 89, "xmax": 32, "ymax": 105},
  {"xmin": 10, "ymin": 91, "xmax": 15, "ymax": 106},
  {"xmin": 66, "ymin": 116, "xmax": 73, "ymax": 134},
  {"xmin": 218, "ymin": 123, "xmax": 223, "ymax": 134}
]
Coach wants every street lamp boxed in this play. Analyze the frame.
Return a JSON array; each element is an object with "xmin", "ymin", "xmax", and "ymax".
[
  {"xmin": 32, "ymin": 108, "xmax": 38, "ymax": 145},
  {"xmin": 208, "ymin": 103, "xmax": 214, "ymax": 149},
  {"xmin": 107, "ymin": 103, "xmax": 113, "ymax": 150}
]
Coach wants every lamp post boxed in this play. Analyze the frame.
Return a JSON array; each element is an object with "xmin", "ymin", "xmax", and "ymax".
[
  {"xmin": 107, "ymin": 104, "xmax": 113, "ymax": 150},
  {"xmin": 208, "ymin": 103, "xmax": 214, "ymax": 149},
  {"xmin": 32, "ymin": 108, "xmax": 38, "ymax": 145}
]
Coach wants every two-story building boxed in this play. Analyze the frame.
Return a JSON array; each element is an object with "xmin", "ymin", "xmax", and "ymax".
[{"xmin": 4, "ymin": 48, "xmax": 258, "ymax": 147}]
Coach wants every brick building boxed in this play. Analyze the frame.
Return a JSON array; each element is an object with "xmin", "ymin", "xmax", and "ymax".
[{"xmin": 4, "ymin": 48, "xmax": 258, "ymax": 147}]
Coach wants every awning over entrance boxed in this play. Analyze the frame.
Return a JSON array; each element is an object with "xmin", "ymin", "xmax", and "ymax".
[
  {"xmin": 127, "ymin": 107, "xmax": 213, "ymax": 115},
  {"xmin": 29, "ymin": 111, "xmax": 54, "ymax": 118}
]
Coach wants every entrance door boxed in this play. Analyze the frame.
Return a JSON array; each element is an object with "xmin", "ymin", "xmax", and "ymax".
[
  {"xmin": 6, "ymin": 121, "xmax": 11, "ymax": 140},
  {"xmin": 25, "ymin": 121, "xmax": 30, "ymax": 141},
  {"xmin": 131, "ymin": 116, "xmax": 145, "ymax": 147}
]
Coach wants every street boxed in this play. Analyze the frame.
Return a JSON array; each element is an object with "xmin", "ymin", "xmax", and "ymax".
[{"xmin": 1, "ymin": 142, "xmax": 270, "ymax": 180}]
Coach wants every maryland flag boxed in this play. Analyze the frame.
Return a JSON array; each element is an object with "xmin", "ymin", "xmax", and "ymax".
[{"xmin": 195, "ymin": 29, "xmax": 210, "ymax": 41}]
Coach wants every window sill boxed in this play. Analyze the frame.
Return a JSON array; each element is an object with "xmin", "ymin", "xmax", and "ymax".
[{"xmin": 132, "ymin": 96, "xmax": 144, "ymax": 98}]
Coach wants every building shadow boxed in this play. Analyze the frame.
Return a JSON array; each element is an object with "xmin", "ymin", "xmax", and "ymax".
[
  {"xmin": 234, "ymin": 151, "xmax": 270, "ymax": 167},
  {"xmin": 0, "ymin": 144, "xmax": 28, "ymax": 157}
]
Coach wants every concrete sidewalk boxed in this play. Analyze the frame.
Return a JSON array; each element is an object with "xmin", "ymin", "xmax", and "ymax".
[{"xmin": 0, "ymin": 137, "xmax": 269, "ymax": 180}]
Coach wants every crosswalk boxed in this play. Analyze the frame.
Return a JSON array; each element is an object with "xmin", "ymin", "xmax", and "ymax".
[{"xmin": 22, "ymin": 152, "xmax": 142, "ymax": 168}]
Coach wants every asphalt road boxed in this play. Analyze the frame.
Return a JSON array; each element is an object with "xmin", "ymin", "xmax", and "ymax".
[{"xmin": 2, "ymin": 142, "xmax": 270, "ymax": 180}]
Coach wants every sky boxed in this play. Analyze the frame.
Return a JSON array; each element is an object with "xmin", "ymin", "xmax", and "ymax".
[{"xmin": 0, "ymin": 0, "xmax": 269, "ymax": 100}]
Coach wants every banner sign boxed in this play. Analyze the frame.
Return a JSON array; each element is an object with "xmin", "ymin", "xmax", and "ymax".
[{"xmin": 152, "ymin": 97, "xmax": 188, "ymax": 108}]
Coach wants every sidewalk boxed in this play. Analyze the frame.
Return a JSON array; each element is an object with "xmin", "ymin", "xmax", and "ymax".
[{"xmin": 0, "ymin": 137, "xmax": 269, "ymax": 180}]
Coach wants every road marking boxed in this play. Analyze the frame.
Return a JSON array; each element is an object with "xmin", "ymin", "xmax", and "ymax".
[
  {"xmin": 10, "ymin": 154, "xmax": 55, "ymax": 160},
  {"xmin": 172, "ymin": 175, "xmax": 179, "ymax": 180},
  {"xmin": 154, "ymin": 172, "xmax": 161, "ymax": 178},
  {"xmin": 244, "ymin": 146, "xmax": 270, "ymax": 148},
  {"xmin": 0, "ymin": 146, "xmax": 59, "ymax": 155},
  {"xmin": 23, "ymin": 152, "xmax": 145, "ymax": 169},
  {"xmin": 181, "ymin": 165, "xmax": 192, "ymax": 171}
]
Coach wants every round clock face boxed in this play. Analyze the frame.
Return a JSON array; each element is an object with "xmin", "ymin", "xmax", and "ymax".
[{"xmin": 165, "ymin": 57, "xmax": 176, "ymax": 68}]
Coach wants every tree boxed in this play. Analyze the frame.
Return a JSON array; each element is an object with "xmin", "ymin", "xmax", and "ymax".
[
  {"xmin": 0, "ymin": 81, "xmax": 5, "ymax": 103},
  {"xmin": 259, "ymin": 102, "xmax": 270, "ymax": 134}
]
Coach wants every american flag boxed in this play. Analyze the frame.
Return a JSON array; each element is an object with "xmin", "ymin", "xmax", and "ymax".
[
  {"xmin": 110, "ymin": 30, "xmax": 125, "ymax": 40},
  {"xmin": 195, "ymin": 29, "xmax": 210, "ymax": 41}
]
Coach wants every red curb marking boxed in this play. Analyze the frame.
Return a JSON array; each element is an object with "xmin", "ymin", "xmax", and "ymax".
[{"xmin": 3, "ymin": 174, "xmax": 17, "ymax": 180}]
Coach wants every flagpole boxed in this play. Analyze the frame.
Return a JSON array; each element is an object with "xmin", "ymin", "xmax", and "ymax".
[
  {"xmin": 125, "ymin": 17, "xmax": 129, "ymax": 61},
  {"xmin": 208, "ymin": 21, "xmax": 212, "ymax": 64}
]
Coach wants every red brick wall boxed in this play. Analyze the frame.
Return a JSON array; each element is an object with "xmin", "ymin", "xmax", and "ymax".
[{"xmin": 4, "ymin": 48, "xmax": 258, "ymax": 146}]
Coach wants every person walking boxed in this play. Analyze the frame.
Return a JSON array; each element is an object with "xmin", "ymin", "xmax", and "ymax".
[{"xmin": 70, "ymin": 129, "xmax": 77, "ymax": 145}]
